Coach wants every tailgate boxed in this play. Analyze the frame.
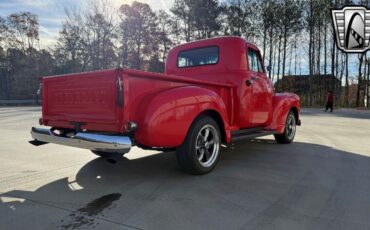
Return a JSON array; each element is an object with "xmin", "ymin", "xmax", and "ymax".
[{"xmin": 42, "ymin": 69, "xmax": 123, "ymax": 130}]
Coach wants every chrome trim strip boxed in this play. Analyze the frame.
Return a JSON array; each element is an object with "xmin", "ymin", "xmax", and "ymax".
[{"xmin": 31, "ymin": 127, "xmax": 132, "ymax": 153}]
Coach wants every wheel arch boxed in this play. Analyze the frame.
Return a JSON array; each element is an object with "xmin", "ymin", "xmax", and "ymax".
[
  {"xmin": 196, "ymin": 109, "xmax": 226, "ymax": 143},
  {"xmin": 134, "ymin": 85, "xmax": 230, "ymax": 147},
  {"xmin": 290, "ymin": 106, "xmax": 299, "ymax": 123},
  {"xmin": 267, "ymin": 93, "xmax": 301, "ymax": 133}
]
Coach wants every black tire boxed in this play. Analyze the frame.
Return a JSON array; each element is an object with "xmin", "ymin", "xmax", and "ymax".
[
  {"xmin": 274, "ymin": 110, "xmax": 296, "ymax": 144},
  {"xmin": 176, "ymin": 116, "xmax": 221, "ymax": 175}
]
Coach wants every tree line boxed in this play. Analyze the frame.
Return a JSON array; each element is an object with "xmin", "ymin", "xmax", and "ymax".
[{"xmin": 0, "ymin": 0, "xmax": 369, "ymax": 107}]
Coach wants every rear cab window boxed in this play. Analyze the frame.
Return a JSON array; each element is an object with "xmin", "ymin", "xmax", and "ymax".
[{"xmin": 178, "ymin": 46, "xmax": 219, "ymax": 68}]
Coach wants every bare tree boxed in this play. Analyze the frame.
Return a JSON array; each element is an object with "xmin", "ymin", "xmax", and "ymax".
[
  {"xmin": 119, "ymin": 1, "xmax": 160, "ymax": 70},
  {"xmin": 281, "ymin": 0, "xmax": 303, "ymax": 78},
  {"xmin": 157, "ymin": 10, "xmax": 174, "ymax": 64},
  {"xmin": 8, "ymin": 12, "xmax": 39, "ymax": 52},
  {"xmin": 171, "ymin": 0, "xmax": 194, "ymax": 42}
]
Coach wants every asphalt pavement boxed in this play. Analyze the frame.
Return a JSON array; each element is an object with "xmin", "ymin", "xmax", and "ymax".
[{"xmin": 0, "ymin": 107, "xmax": 369, "ymax": 230}]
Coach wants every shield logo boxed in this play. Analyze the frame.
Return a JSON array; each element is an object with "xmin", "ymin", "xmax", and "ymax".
[{"xmin": 332, "ymin": 6, "xmax": 370, "ymax": 53}]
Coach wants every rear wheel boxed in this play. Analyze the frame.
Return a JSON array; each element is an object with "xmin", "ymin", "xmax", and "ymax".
[
  {"xmin": 274, "ymin": 110, "xmax": 296, "ymax": 144},
  {"xmin": 176, "ymin": 116, "xmax": 221, "ymax": 175}
]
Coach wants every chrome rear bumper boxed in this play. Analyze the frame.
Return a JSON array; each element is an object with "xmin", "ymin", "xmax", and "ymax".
[{"xmin": 30, "ymin": 127, "xmax": 132, "ymax": 153}]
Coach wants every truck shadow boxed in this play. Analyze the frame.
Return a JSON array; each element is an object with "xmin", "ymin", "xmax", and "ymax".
[{"xmin": 1, "ymin": 140, "xmax": 370, "ymax": 230}]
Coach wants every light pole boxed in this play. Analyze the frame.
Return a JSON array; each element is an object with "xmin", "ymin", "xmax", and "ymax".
[{"xmin": 365, "ymin": 57, "xmax": 370, "ymax": 108}]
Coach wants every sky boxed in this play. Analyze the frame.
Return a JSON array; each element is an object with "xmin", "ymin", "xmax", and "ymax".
[
  {"xmin": 0, "ymin": 0, "xmax": 174, "ymax": 48},
  {"xmin": 0, "ymin": 0, "xmax": 360, "ymax": 79}
]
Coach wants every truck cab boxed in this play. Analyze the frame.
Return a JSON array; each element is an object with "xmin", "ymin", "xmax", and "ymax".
[
  {"xmin": 31, "ymin": 36, "xmax": 301, "ymax": 174},
  {"xmin": 166, "ymin": 37, "xmax": 277, "ymax": 128}
]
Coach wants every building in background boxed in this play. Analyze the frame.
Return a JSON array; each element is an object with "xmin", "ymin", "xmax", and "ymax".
[{"xmin": 275, "ymin": 75, "xmax": 341, "ymax": 106}]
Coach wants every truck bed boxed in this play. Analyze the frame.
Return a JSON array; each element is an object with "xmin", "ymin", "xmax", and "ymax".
[{"xmin": 41, "ymin": 68, "xmax": 234, "ymax": 134}]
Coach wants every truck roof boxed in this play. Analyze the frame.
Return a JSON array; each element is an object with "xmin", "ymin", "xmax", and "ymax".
[
  {"xmin": 165, "ymin": 36, "xmax": 258, "ymax": 75},
  {"xmin": 169, "ymin": 36, "xmax": 257, "ymax": 52}
]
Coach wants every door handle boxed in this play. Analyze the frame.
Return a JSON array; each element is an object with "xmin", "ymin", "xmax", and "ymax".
[
  {"xmin": 245, "ymin": 79, "xmax": 253, "ymax": 86},
  {"xmin": 246, "ymin": 75, "xmax": 259, "ymax": 86}
]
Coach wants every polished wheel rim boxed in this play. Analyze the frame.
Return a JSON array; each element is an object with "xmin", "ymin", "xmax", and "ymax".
[
  {"xmin": 286, "ymin": 114, "xmax": 296, "ymax": 140},
  {"xmin": 195, "ymin": 125, "xmax": 220, "ymax": 167}
]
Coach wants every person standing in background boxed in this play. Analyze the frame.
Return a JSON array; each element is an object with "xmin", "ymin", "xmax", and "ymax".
[{"xmin": 325, "ymin": 90, "xmax": 334, "ymax": 112}]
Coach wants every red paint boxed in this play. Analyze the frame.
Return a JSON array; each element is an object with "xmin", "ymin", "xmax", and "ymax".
[{"xmin": 41, "ymin": 37, "xmax": 300, "ymax": 147}]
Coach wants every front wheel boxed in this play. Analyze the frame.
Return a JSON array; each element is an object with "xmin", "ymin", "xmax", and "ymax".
[
  {"xmin": 274, "ymin": 110, "xmax": 296, "ymax": 144},
  {"xmin": 176, "ymin": 116, "xmax": 221, "ymax": 175}
]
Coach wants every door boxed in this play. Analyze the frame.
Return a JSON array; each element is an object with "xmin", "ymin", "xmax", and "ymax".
[{"xmin": 247, "ymin": 47, "xmax": 272, "ymax": 126}]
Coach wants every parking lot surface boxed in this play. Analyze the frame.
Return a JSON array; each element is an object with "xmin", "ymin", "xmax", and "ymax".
[{"xmin": 0, "ymin": 107, "xmax": 369, "ymax": 230}]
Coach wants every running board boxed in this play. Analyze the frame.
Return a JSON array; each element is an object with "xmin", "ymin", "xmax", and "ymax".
[{"xmin": 231, "ymin": 128, "xmax": 275, "ymax": 142}]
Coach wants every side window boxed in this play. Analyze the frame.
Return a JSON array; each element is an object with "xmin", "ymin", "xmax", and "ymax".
[
  {"xmin": 248, "ymin": 49, "xmax": 264, "ymax": 73},
  {"xmin": 257, "ymin": 54, "xmax": 264, "ymax": 73},
  {"xmin": 248, "ymin": 49, "xmax": 258, "ymax": 72}
]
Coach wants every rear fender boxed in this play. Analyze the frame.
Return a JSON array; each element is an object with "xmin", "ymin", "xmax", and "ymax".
[
  {"xmin": 267, "ymin": 93, "xmax": 300, "ymax": 134},
  {"xmin": 134, "ymin": 86, "xmax": 229, "ymax": 147}
]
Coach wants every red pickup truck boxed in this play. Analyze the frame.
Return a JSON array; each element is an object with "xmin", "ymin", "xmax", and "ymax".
[{"xmin": 30, "ymin": 37, "xmax": 300, "ymax": 174}]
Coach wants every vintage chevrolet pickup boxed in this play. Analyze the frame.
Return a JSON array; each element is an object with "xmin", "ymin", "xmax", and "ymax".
[{"xmin": 30, "ymin": 36, "xmax": 301, "ymax": 174}]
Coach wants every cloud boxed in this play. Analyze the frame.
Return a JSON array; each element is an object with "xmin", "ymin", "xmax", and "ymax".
[
  {"xmin": 0, "ymin": 0, "xmax": 174, "ymax": 44},
  {"xmin": 15, "ymin": 0, "xmax": 53, "ymax": 8},
  {"xmin": 39, "ymin": 25, "xmax": 58, "ymax": 37},
  {"xmin": 159, "ymin": 0, "xmax": 172, "ymax": 12},
  {"xmin": 111, "ymin": 0, "xmax": 173, "ymax": 12},
  {"xmin": 0, "ymin": 0, "xmax": 55, "ymax": 14}
]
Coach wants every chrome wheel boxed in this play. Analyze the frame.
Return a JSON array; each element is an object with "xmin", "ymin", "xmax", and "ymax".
[
  {"xmin": 286, "ymin": 114, "xmax": 296, "ymax": 140},
  {"xmin": 195, "ymin": 125, "xmax": 220, "ymax": 167},
  {"xmin": 176, "ymin": 116, "xmax": 221, "ymax": 174}
]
